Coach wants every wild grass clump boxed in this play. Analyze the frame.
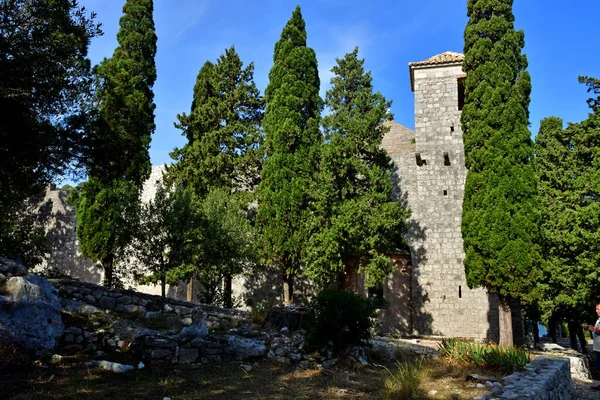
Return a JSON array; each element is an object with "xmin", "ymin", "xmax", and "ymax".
[
  {"xmin": 383, "ymin": 357, "xmax": 424, "ymax": 400},
  {"xmin": 438, "ymin": 338, "xmax": 529, "ymax": 374}
]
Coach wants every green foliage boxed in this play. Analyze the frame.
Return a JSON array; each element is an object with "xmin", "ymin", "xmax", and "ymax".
[
  {"xmin": 89, "ymin": 0, "xmax": 157, "ymax": 187},
  {"xmin": 0, "ymin": 193, "xmax": 52, "ymax": 267},
  {"xmin": 535, "ymin": 77, "xmax": 600, "ymax": 324},
  {"xmin": 256, "ymin": 6, "xmax": 322, "ymax": 303},
  {"xmin": 303, "ymin": 47, "xmax": 409, "ymax": 289},
  {"xmin": 461, "ymin": 0, "xmax": 541, "ymax": 302},
  {"xmin": 438, "ymin": 339, "xmax": 529, "ymax": 374},
  {"xmin": 132, "ymin": 185, "xmax": 204, "ymax": 297},
  {"xmin": 169, "ymin": 46, "xmax": 264, "ymax": 196},
  {"xmin": 0, "ymin": 0, "xmax": 100, "ymax": 260},
  {"xmin": 194, "ymin": 188, "xmax": 256, "ymax": 307},
  {"xmin": 307, "ymin": 288, "xmax": 377, "ymax": 351},
  {"xmin": 75, "ymin": 0, "xmax": 157, "ymax": 287},
  {"xmin": 70, "ymin": 178, "xmax": 140, "ymax": 286}
]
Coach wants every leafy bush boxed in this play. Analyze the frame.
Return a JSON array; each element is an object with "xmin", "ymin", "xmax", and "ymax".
[
  {"xmin": 438, "ymin": 338, "xmax": 530, "ymax": 374},
  {"xmin": 307, "ymin": 288, "xmax": 378, "ymax": 351}
]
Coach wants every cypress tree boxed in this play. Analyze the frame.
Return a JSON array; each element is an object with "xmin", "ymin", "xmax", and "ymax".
[
  {"xmin": 535, "ymin": 77, "xmax": 600, "ymax": 351},
  {"xmin": 89, "ymin": 0, "xmax": 157, "ymax": 187},
  {"xmin": 74, "ymin": 0, "xmax": 157, "ymax": 287},
  {"xmin": 256, "ymin": 6, "xmax": 322, "ymax": 305},
  {"xmin": 461, "ymin": 0, "xmax": 541, "ymax": 346},
  {"xmin": 535, "ymin": 116, "xmax": 590, "ymax": 352},
  {"xmin": 303, "ymin": 48, "xmax": 409, "ymax": 289}
]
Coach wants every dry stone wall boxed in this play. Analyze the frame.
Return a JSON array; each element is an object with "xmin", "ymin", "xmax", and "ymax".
[{"xmin": 475, "ymin": 356, "xmax": 573, "ymax": 400}]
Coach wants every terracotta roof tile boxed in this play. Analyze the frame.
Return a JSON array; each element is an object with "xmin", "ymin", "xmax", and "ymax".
[{"xmin": 409, "ymin": 51, "xmax": 464, "ymax": 68}]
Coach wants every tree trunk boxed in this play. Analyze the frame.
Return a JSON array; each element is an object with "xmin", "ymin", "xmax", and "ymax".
[
  {"xmin": 223, "ymin": 273, "xmax": 233, "ymax": 309},
  {"xmin": 103, "ymin": 256, "xmax": 114, "ymax": 288},
  {"xmin": 549, "ymin": 314, "xmax": 558, "ymax": 343},
  {"xmin": 187, "ymin": 274, "xmax": 197, "ymax": 303},
  {"xmin": 283, "ymin": 276, "xmax": 294, "ymax": 307},
  {"xmin": 499, "ymin": 296, "xmax": 514, "ymax": 347},
  {"xmin": 533, "ymin": 320, "xmax": 540, "ymax": 344},
  {"xmin": 161, "ymin": 270, "xmax": 166, "ymax": 298},
  {"xmin": 577, "ymin": 324, "xmax": 589, "ymax": 355},
  {"xmin": 568, "ymin": 320, "xmax": 579, "ymax": 351},
  {"xmin": 510, "ymin": 299, "xmax": 525, "ymax": 347}
]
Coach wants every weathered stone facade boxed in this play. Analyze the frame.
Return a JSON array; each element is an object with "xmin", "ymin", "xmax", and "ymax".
[
  {"xmin": 388, "ymin": 52, "xmax": 499, "ymax": 341},
  {"xmin": 39, "ymin": 51, "xmax": 500, "ymax": 342}
]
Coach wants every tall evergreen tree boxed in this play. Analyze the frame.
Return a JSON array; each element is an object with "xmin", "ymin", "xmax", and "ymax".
[
  {"xmin": 170, "ymin": 46, "xmax": 264, "ymax": 195},
  {"xmin": 256, "ymin": 5, "xmax": 322, "ymax": 305},
  {"xmin": 461, "ymin": 0, "xmax": 541, "ymax": 346},
  {"xmin": 89, "ymin": 0, "xmax": 157, "ymax": 187},
  {"xmin": 168, "ymin": 46, "xmax": 263, "ymax": 306},
  {"xmin": 535, "ymin": 77, "xmax": 600, "ymax": 351},
  {"xmin": 74, "ymin": 0, "xmax": 157, "ymax": 287},
  {"xmin": 535, "ymin": 116, "xmax": 590, "ymax": 352},
  {"xmin": 303, "ymin": 48, "xmax": 409, "ymax": 289}
]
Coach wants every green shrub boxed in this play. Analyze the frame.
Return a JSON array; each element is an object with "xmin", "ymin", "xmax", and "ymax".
[
  {"xmin": 307, "ymin": 288, "xmax": 378, "ymax": 351},
  {"xmin": 438, "ymin": 338, "xmax": 529, "ymax": 374}
]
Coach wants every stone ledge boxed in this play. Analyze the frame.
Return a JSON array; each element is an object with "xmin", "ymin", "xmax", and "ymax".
[{"xmin": 476, "ymin": 356, "xmax": 574, "ymax": 400}]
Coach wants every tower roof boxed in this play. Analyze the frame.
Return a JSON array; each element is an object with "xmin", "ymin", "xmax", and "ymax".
[
  {"xmin": 409, "ymin": 51, "xmax": 464, "ymax": 92},
  {"xmin": 409, "ymin": 51, "xmax": 464, "ymax": 68}
]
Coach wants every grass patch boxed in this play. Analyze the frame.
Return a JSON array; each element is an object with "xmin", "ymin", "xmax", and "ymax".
[{"xmin": 438, "ymin": 339, "xmax": 530, "ymax": 374}]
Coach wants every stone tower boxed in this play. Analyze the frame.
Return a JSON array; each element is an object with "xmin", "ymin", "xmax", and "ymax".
[{"xmin": 384, "ymin": 52, "xmax": 499, "ymax": 341}]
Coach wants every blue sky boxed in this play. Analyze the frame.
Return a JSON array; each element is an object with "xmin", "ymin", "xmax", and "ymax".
[{"xmin": 80, "ymin": 0, "xmax": 599, "ymax": 167}]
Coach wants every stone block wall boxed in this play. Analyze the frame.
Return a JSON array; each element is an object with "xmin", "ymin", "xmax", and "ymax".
[
  {"xmin": 477, "ymin": 356, "xmax": 573, "ymax": 400},
  {"xmin": 409, "ymin": 63, "xmax": 498, "ymax": 341}
]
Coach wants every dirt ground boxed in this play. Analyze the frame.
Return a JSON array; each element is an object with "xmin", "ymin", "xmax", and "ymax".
[{"xmin": 0, "ymin": 357, "xmax": 493, "ymax": 400}]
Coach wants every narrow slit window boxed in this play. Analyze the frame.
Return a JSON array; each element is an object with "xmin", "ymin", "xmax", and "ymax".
[
  {"xmin": 444, "ymin": 152, "xmax": 451, "ymax": 166},
  {"xmin": 416, "ymin": 153, "xmax": 427, "ymax": 166},
  {"xmin": 459, "ymin": 286, "xmax": 462, "ymax": 298},
  {"xmin": 458, "ymin": 78, "xmax": 465, "ymax": 111},
  {"xmin": 443, "ymin": 190, "xmax": 448, "ymax": 196},
  {"xmin": 450, "ymin": 126, "xmax": 455, "ymax": 132}
]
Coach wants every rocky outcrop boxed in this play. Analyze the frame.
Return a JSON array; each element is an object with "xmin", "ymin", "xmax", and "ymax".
[{"xmin": 0, "ymin": 258, "xmax": 64, "ymax": 357}]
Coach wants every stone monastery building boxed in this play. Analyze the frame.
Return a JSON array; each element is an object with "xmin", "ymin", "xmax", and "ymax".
[{"xmin": 41, "ymin": 52, "xmax": 500, "ymax": 342}]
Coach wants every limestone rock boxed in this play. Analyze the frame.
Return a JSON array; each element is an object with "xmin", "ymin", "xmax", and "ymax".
[
  {"xmin": 0, "ymin": 263, "xmax": 64, "ymax": 356},
  {"xmin": 87, "ymin": 360, "xmax": 135, "ymax": 373},
  {"xmin": 224, "ymin": 335, "xmax": 266, "ymax": 360},
  {"xmin": 179, "ymin": 319, "xmax": 209, "ymax": 341}
]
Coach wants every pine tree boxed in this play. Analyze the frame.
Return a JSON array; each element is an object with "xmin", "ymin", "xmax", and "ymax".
[
  {"xmin": 303, "ymin": 48, "xmax": 409, "ymax": 289},
  {"xmin": 461, "ymin": 0, "xmax": 541, "ymax": 346},
  {"xmin": 74, "ymin": 0, "xmax": 157, "ymax": 287},
  {"xmin": 256, "ymin": 5, "xmax": 322, "ymax": 305},
  {"xmin": 170, "ymin": 46, "xmax": 264, "ymax": 195},
  {"xmin": 168, "ymin": 47, "xmax": 263, "ymax": 306}
]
